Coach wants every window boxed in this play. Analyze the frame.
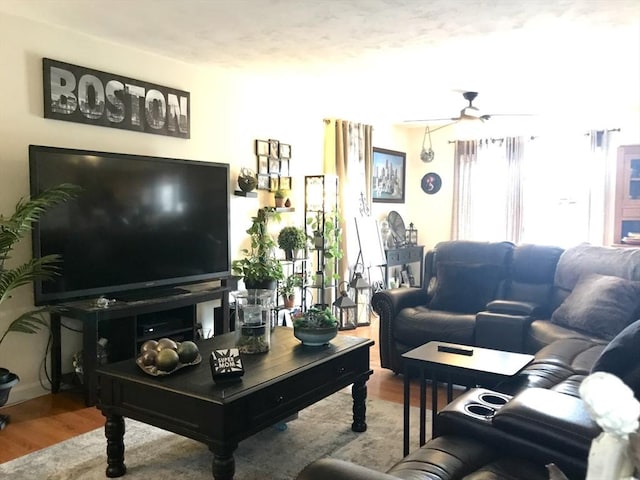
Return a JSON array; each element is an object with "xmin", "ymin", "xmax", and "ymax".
[{"xmin": 454, "ymin": 132, "xmax": 617, "ymax": 247}]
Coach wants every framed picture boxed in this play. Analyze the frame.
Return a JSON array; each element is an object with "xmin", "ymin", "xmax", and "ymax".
[
  {"xmin": 279, "ymin": 176, "xmax": 291, "ymax": 190},
  {"xmin": 268, "ymin": 139, "xmax": 279, "ymax": 158},
  {"xmin": 268, "ymin": 158, "xmax": 280, "ymax": 174},
  {"xmin": 255, "ymin": 139, "xmax": 269, "ymax": 156},
  {"xmin": 279, "ymin": 143, "xmax": 291, "ymax": 159},
  {"xmin": 257, "ymin": 155, "xmax": 269, "ymax": 174},
  {"xmin": 280, "ymin": 159, "xmax": 290, "ymax": 176},
  {"xmin": 269, "ymin": 175, "xmax": 279, "ymax": 191},
  {"xmin": 257, "ymin": 174, "xmax": 270, "ymax": 190},
  {"xmin": 372, "ymin": 147, "xmax": 406, "ymax": 203}
]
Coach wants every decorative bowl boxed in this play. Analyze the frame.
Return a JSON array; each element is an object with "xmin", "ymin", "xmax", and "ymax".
[
  {"xmin": 136, "ymin": 353, "xmax": 202, "ymax": 376},
  {"xmin": 293, "ymin": 326, "xmax": 338, "ymax": 346}
]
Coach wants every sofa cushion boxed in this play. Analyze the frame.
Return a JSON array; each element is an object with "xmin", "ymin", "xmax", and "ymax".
[
  {"xmin": 550, "ymin": 273, "xmax": 640, "ymax": 340},
  {"xmin": 395, "ymin": 306, "xmax": 476, "ymax": 347},
  {"xmin": 429, "ymin": 262, "xmax": 504, "ymax": 314},
  {"xmin": 592, "ymin": 319, "xmax": 640, "ymax": 398}
]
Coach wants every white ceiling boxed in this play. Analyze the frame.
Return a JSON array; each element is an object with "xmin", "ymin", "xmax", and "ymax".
[{"xmin": 1, "ymin": 0, "xmax": 639, "ymax": 126}]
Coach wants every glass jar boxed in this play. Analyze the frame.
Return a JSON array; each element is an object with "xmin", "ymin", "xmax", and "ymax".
[{"xmin": 234, "ymin": 289, "xmax": 274, "ymax": 354}]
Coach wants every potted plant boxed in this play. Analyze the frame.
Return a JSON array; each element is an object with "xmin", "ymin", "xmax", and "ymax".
[
  {"xmin": 274, "ymin": 188, "xmax": 288, "ymax": 208},
  {"xmin": 232, "ymin": 207, "xmax": 284, "ymax": 290},
  {"xmin": 291, "ymin": 306, "xmax": 339, "ymax": 346},
  {"xmin": 306, "ymin": 211, "xmax": 325, "ymax": 249},
  {"xmin": 277, "ymin": 226, "xmax": 307, "ymax": 261},
  {"xmin": 0, "ymin": 183, "xmax": 79, "ymax": 422},
  {"xmin": 278, "ymin": 273, "xmax": 303, "ymax": 308}
]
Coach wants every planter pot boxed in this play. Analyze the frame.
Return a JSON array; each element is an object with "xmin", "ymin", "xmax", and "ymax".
[
  {"xmin": 283, "ymin": 295, "xmax": 295, "ymax": 309},
  {"xmin": 275, "ymin": 198, "xmax": 284, "ymax": 208},
  {"xmin": 293, "ymin": 326, "xmax": 338, "ymax": 346},
  {"xmin": 0, "ymin": 370, "xmax": 20, "ymax": 407},
  {"xmin": 244, "ymin": 279, "xmax": 277, "ymax": 291}
]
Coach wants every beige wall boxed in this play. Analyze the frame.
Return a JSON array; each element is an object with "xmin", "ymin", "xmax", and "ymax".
[{"xmin": 0, "ymin": 12, "xmax": 412, "ymax": 402}]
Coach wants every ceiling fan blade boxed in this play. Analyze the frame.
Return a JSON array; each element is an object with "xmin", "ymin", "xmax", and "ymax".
[
  {"xmin": 403, "ymin": 117, "xmax": 458, "ymax": 123},
  {"xmin": 482, "ymin": 113, "xmax": 536, "ymax": 117}
]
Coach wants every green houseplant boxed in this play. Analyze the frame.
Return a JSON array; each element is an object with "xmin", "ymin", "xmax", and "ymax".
[
  {"xmin": 277, "ymin": 273, "xmax": 303, "ymax": 308},
  {"xmin": 274, "ymin": 188, "xmax": 288, "ymax": 208},
  {"xmin": 232, "ymin": 207, "xmax": 284, "ymax": 290},
  {"xmin": 277, "ymin": 226, "xmax": 307, "ymax": 260},
  {"xmin": 291, "ymin": 306, "xmax": 338, "ymax": 346},
  {"xmin": 0, "ymin": 183, "xmax": 79, "ymax": 417}
]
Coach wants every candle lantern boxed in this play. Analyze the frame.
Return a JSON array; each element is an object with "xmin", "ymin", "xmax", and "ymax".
[
  {"xmin": 406, "ymin": 222, "xmax": 418, "ymax": 246},
  {"xmin": 333, "ymin": 283, "xmax": 357, "ymax": 330},
  {"xmin": 350, "ymin": 272, "xmax": 372, "ymax": 327}
]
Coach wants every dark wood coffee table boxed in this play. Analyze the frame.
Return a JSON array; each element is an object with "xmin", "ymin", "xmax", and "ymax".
[
  {"xmin": 96, "ymin": 327, "xmax": 373, "ymax": 479},
  {"xmin": 401, "ymin": 341, "xmax": 533, "ymax": 455}
]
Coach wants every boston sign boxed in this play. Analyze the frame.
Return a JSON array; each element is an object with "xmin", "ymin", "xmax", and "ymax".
[{"xmin": 43, "ymin": 58, "xmax": 190, "ymax": 138}]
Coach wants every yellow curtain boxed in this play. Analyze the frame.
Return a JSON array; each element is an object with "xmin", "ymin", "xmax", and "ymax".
[{"xmin": 324, "ymin": 119, "xmax": 373, "ymax": 283}]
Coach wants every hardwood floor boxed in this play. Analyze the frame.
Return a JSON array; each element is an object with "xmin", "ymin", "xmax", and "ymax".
[{"xmin": 0, "ymin": 315, "xmax": 450, "ymax": 464}]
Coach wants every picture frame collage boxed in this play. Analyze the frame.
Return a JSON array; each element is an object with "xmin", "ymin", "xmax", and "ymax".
[{"xmin": 255, "ymin": 139, "xmax": 292, "ymax": 191}]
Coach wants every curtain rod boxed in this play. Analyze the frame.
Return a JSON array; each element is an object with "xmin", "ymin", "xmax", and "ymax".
[
  {"xmin": 447, "ymin": 136, "xmax": 537, "ymax": 144},
  {"xmin": 447, "ymin": 128, "xmax": 621, "ymax": 144}
]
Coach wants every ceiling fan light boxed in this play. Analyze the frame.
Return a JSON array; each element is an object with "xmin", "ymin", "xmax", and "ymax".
[{"xmin": 461, "ymin": 106, "xmax": 482, "ymax": 118}]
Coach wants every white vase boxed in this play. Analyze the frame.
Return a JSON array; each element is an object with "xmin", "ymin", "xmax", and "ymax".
[{"xmin": 586, "ymin": 432, "xmax": 634, "ymax": 480}]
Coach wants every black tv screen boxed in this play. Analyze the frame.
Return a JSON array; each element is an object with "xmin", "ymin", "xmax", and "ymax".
[{"xmin": 29, "ymin": 145, "xmax": 230, "ymax": 305}]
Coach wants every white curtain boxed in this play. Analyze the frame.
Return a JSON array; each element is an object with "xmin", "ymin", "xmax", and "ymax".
[
  {"xmin": 452, "ymin": 137, "xmax": 525, "ymax": 242},
  {"xmin": 454, "ymin": 131, "xmax": 618, "ymax": 247}
]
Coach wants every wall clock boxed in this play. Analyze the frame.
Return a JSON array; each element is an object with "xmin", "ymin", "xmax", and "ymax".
[{"xmin": 421, "ymin": 173, "xmax": 442, "ymax": 195}]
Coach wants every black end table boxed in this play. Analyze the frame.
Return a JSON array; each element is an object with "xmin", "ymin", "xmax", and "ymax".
[{"xmin": 401, "ymin": 341, "xmax": 533, "ymax": 455}]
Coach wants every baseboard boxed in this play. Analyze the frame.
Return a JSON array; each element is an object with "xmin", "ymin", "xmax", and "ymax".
[{"xmin": 4, "ymin": 380, "xmax": 50, "ymax": 406}]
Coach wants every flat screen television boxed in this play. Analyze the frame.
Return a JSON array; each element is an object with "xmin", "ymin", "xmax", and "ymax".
[{"xmin": 29, "ymin": 145, "xmax": 230, "ymax": 305}]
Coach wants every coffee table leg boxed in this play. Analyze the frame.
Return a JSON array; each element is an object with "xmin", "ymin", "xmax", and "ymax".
[
  {"xmin": 351, "ymin": 378, "xmax": 367, "ymax": 432},
  {"xmin": 104, "ymin": 414, "xmax": 126, "ymax": 478},
  {"xmin": 210, "ymin": 443, "xmax": 237, "ymax": 480}
]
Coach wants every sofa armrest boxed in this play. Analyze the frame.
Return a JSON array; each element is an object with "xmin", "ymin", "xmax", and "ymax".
[
  {"xmin": 296, "ymin": 458, "xmax": 397, "ymax": 480},
  {"xmin": 492, "ymin": 387, "xmax": 600, "ymax": 458},
  {"xmin": 475, "ymin": 311, "xmax": 533, "ymax": 352},
  {"xmin": 371, "ymin": 288, "xmax": 430, "ymax": 372},
  {"xmin": 486, "ymin": 300, "xmax": 545, "ymax": 317}
]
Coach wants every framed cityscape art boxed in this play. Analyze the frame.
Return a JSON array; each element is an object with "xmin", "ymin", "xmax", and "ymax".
[{"xmin": 372, "ymin": 147, "xmax": 406, "ymax": 203}]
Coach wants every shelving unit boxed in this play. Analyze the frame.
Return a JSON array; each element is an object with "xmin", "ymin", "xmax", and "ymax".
[
  {"xmin": 304, "ymin": 175, "xmax": 339, "ymax": 310},
  {"xmin": 614, "ymin": 145, "xmax": 640, "ymax": 245}
]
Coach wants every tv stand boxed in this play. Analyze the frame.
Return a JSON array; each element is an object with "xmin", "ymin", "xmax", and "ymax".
[
  {"xmin": 50, "ymin": 280, "xmax": 232, "ymax": 406},
  {"xmin": 113, "ymin": 286, "xmax": 190, "ymax": 303}
]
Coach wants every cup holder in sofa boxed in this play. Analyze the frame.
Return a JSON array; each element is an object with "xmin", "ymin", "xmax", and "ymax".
[
  {"xmin": 478, "ymin": 392, "xmax": 510, "ymax": 407},
  {"xmin": 438, "ymin": 388, "xmax": 514, "ymax": 429},
  {"xmin": 464, "ymin": 403, "xmax": 496, "ymax": 419}
]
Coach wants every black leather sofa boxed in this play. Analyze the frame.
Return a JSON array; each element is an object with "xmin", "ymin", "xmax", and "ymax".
[{"xmin": 296, "ymin": 241, "xmax": 640, "ymax": 480}]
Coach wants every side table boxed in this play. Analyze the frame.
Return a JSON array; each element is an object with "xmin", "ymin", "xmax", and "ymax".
[
  {"xmin": 384, "ymin": 245, "xmax": 424, "ymax": 288},
  {"xmin": 401, "ymin": 341, "xmax": 533, "ymax": 455}
]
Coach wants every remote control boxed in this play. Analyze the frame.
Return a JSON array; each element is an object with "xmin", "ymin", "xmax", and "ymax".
[{"xmin": 437, "ymin": 345, "xmax": 474, "ymax": 356}]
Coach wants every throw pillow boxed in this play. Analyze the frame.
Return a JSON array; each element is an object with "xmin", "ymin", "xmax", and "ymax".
[
  {"xmin": 550, "ymin": 273, "xmax": 640, "ymax": 340},
  {"xmin": 592, "ymin": 319, "xmax": 640, "ymax": 398},
  {"xmin": 429, "ymin": 262, "xmax": 504, "ymax": 314}
]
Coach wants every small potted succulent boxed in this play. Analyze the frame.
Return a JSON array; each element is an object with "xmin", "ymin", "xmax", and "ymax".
[
  {"xmin": 277, "ymin": 226, "xmax": 307, "ymax": 260},
  {"xmin": 292, "ymin": 306, "xmax": 339, "ymax": 346},
  {"xmin": 274, "ymin": 188, "xmax": 288, "ymax": 208}
]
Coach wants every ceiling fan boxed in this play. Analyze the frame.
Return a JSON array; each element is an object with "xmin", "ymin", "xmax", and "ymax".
[{"xmin": 410, "ymin": 91, "xmax": 533, "ymax": 162}]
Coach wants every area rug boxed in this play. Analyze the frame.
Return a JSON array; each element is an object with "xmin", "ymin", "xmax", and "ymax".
[{"xmin": 0, "ymin": 392, "xmax": 427, "ymax": 479}]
